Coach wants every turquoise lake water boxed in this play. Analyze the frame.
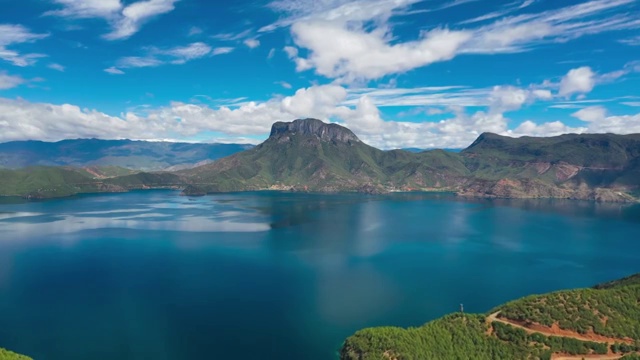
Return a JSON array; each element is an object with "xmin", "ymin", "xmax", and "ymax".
[{"xmin": 0, "ymin": 191, "xmax": 638, "ymax": 359}]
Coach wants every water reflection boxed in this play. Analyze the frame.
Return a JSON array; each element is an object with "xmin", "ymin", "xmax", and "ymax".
[{"xmin": 0, "ymin": 190, "xmax": 638, "ymax": 360}]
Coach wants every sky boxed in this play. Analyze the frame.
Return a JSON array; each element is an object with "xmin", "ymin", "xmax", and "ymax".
[{"xmin": 0, "ymin": 0, "xmax": 639, "ymax": 149}]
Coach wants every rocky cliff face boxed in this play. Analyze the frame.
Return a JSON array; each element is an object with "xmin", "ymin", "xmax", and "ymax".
[{"xmin": 269, "ymin": 118, "xmax": 361, "ymax": 143}]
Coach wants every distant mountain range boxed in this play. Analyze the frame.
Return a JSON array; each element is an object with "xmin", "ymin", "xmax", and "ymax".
[
  {"xmin": 0, "ymin": 118, "xmax": 639, "ymax": 202},
  {"xmin": 0, "ymin": 139, "xmax": 253, "ymax": 171}
]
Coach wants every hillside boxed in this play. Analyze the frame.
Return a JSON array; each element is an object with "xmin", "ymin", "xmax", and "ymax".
[
  {"xmin": 2, "ymin": 119, "xmax": 640, "ymax": 201},
  {"xmin": 459, "ymin": 132, "xmax": 640, "ymax": 201},
  {"xmin": 341, "ymin": 274, "xmax": 640, "ymax": 360},
  {"xmin": 181, "ymin": 119, "xmax": 469, "ymax": 195},
  {"xmin": 181, "ymin": 119, "xmax": 640, "ymax": 202},
  {"xmin": 0, "ymin": 166, "xmax": 183, "ymax": 198},
  {"xmin": 0, "ymin": 347, "xmax": 31, "ymax": 360},
  {"xmin": 0, "ymin": 139, "xmax": 252, "ymax": 171}
]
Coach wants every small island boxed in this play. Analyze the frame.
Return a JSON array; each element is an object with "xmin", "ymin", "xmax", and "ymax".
[{"xmin": 341, "ymin": 274, "xmax": 640, "ymax": 360}]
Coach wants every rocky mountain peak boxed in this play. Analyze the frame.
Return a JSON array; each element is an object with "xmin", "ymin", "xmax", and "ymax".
[{"xmin": 269, "ymin": 118, "xmax": 361, "ymax": 143}]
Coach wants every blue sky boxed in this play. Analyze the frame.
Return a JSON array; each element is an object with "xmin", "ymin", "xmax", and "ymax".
[{"xmin": 0, "ymin": 0, "xmax": 639, "ymax": 148}]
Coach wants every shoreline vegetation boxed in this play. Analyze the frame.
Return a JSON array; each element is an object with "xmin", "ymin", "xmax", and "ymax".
[
  {"xmin": 1, "ymin": 119, "xmax": 640, "ymax": 202},
  {"xmin": 341, "ymin": 274, "xmax": 640, "ymax": 360},
  {"xmin": 0, "ymin": 348, "xmax": 31, "ymax": 360}
]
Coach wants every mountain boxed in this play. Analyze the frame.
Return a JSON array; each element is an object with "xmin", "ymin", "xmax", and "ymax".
[
  {"xmin": 0, "ymin": 139, "xmax": 252, "ymax": 171},
  {"xmin": 459, "ymin": 132, "xmax": 640, "ymax": 201},
  {"xmin": 1, "ymin": 119, "xmax": 640, "ymax": 201},
  {"xmin": 180, "ymin": 118, "xmax": 469, "ymax": 195},
  {"xmin": 181, "ymin": 119, "xmax": 640, "ymax": 202},
  {"xmin": 341, "ymin": 274, "xmax": 640, "ymax": 360}
]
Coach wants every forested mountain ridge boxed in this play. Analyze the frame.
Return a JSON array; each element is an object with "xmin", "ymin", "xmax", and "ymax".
[
  {"xmin": 1, "ymin": 119, "xmax": 640, "ymax": 201},
  {"xmin": 341, "ymin": 274, "xmax": 640, "ymax": 360}
]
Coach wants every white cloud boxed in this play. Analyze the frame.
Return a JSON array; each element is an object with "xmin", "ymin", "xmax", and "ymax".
[
  {"xmin": 0, "ymin": 24, "xmax": 48, "ymax": 67},
  {"xmin": 115, "ymin": 42, "xmax": 215, "ymax": 69},
  {"xmin": 571, "ymin": 106, "xmax": 640, "ymax": 133},
  {"xmin": 104, "ymin": 66, "xmax": 125, "ymax": 75},
  {"xmin": 283, "ymin": 46, "xmax": 298, "ymax": 58},
  {"xmin": 212, "ymin": 47, "xmax": 234, "ymax": 55},
  {"xmin": 117, "ymin": 56, "xmax": 163, "ymax": 68},
  {"xmin": 266, "ymin": 0, "xmax": 640, "ymax": 81},
  {"xmin": 1, "ymin": 80, "xmax": 638, "ymax": 148},
  {"xmin": 46, "ymin": 0, "xmax": 179, "ymax": 40},
  {"xmin": 509, "ymin": 120, "xmax": 583, "ymax": 137},
  {"xmin": 164, "ymin": 42, "xmax": 212, "ymax": 64},
  {"xmin": 211, "ymin": 29, "xmax": 252, "ymax": 41},
  {"xmin": 0, "ymin": 72, "xmax": 26, "ymax": 90},
  {"xmin": 289, "ymin": 22, "xmax": 471, "ymax": 81},
  {"xmin": 276, "ymin": 81, "xmax": 292, "ymax": 89},
  {"xmin": 572, "ymin": 105, "xmax": 607, "ymax": 122},
  {"xmin": 243, "ymin": 38, "xmax": 260, "ymax": 49},
  {"xmin": 559, "ymin": 66, "xmax": 596, "ymax": 97},
  {"xmin": 48, "ymin": 63, "xmax": 65, "ymax": 72},
  {"xmin": 619, "ymin": 36, "xmax": 640, "ymax": 46},
  {"xmin": 188, "ymin": 26, "xmax": 203, "ymax": 36}
]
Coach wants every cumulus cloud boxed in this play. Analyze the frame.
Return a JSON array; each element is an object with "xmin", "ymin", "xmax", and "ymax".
[
  {"xmin": 1, "ymin": 80, "xmax": 638, "ymax": 148},
  {"xmin": 559, "ymin": 67, "xmax": 596, "ymax": 97},
  {"xmin": 45, "ymin": 0, "xmax": 179, "ymax": 40},
  {"xmin": 553, "ymin": 63, "xmax": 640, "ymax": 98},
  {"xmin": 265, "ymin": 0, "xmax": 640, "ymax": 81},
  {"xmin": 0, "ymin": 24, "xmax": 48, "ymax": 66},
  {"xmin": 572, "ymin": 106, "xmax": 607, "ymax": 122}
]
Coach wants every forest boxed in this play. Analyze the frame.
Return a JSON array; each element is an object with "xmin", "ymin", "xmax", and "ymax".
[{"xmin": 341, "ymin": 274, "xmax": 640, "ymax": 360}]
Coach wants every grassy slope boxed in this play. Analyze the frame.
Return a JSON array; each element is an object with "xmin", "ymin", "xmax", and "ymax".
[
  {"xmin": 0, "ymin": 166, "xmax": 185, "ymax": 198},
  {"xmin": 181, "ymin": 134, "xmax": 469, "ymax": 194},
  {"xmin": 0, "ymin": 348, "xmax": 31, "ymax": 360},
  {"xmin": 0, "ymin": 167, "xmax": 98, "ymax": 197},
  {"xmin": 341, "ymin": 274, "xmax": 640, "ymax": 360}
]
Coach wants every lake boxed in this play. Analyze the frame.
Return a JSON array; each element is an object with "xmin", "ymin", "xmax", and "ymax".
[{"xmin": 0, "ymin": 191, "xmax": 638, "ymax": 359}]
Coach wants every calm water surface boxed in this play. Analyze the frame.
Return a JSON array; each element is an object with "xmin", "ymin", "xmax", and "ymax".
[{"xmin": 0, "ymin": 191, "xmax": 639, "ymax": 359}]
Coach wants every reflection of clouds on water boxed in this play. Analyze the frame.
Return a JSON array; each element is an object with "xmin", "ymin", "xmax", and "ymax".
[
  {"xmin": 0, "ymin": 212, "xmax": 42, "ymax": 220},
  {"xmin": 535, "ymin": 258, "xmax": 585, "ymax": 270},
  {"xmin": 0, "ymin": 214, "xmax": 270, "ymax": 238},
  {"xmin": 352, "ymin": 201, "xmax": 386, "ymax": 258},
  {"xmin": 313, "ymin": 264, "xmax": 399, "ymax": 327},
  {"xmin": 77, "ymin": 209, "xmax": 148, "ymax": 215},
  {"xmin": 0, "ymin": 194, "xmax": 272, "ymax": 239}
]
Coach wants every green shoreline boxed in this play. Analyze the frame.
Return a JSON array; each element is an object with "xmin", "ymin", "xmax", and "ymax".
[{"xmin": 340, "ymin": 274, "xmax": 640, "ymax": 360}]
